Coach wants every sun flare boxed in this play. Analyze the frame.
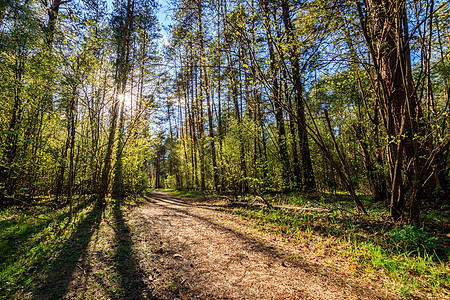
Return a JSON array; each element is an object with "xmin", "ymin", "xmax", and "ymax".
[{"xmin": 118, "ymin": 93, "xmax": 133, "ymax": 109}]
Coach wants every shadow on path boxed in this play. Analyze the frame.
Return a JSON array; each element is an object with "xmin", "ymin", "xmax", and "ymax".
[
  {"xmin": 112, "ymin": 198, "xmax": 155, "ymax": 299},
  {"xmin": 144, "ymin": 191, "xmax": 396, "ymax": 300},
  {"xmin": 31, "ymin": 205, "xmax": 104, "ymax": 300}
]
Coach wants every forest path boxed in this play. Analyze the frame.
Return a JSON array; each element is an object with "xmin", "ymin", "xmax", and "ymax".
[
  {"xmin": 124, "ymin": 190, "xmax": 397, "ymax": 299},
  {"xmin": 31, "ymin": 190, "xmax": 399, "ymax": 299}
]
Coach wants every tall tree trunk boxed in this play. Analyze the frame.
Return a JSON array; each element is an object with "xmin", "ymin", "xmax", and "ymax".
[
  {"xmin": 112, "ymin": 0, "xmax": 135, "ymax": 199},
  {"xmin": 67, "ymin": 84, "xmax": 78, "ymax": 223},
  {"xmin": 204, "ymin": 65, "xmax": 219, "ymax": 190},
  {"xmin": 44, "ymin": 0, "xmax": 67, "ymax": 49},
  {"xmin": 98, "ymin": 0, "xmax": 134, "ymax": 205},
  {"xmin": 287, "ymin": 85, "xmax": 301, "ymax": 190},
  {"xmin": 358, "ymin": 0, "xmax": 425, "ymax": 221},
  {"xmin": 197, "ymin": 2, "xmax": 206, "ymax": 191},
  {"xmin": 280, "ymin": 0, "xmax": 316, "ymax": 192},
  {"xmin": 98, "ymin": 93, "xmax": 120, "ymax": 205},
  {"xmin": 262, "ymin": 0, "xmax": 290, "ymax": 191}
]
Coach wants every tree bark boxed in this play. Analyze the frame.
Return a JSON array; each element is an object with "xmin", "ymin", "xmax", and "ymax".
[
  {"xmin": 359, "ymin": 0, "xmax": 425, "ymax": 221},
  {"xmin": 99, "ymin": 0, "xmax": 134, "ymax": 205},
  {"xmin": 262, "ymin": 0, "xmax": 290, "ymax": 191},
  {"xmin": 280, "ymin": 0, "xmax": 316, "ymax": 192}
]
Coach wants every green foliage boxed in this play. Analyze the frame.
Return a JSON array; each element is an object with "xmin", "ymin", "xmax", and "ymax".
[
  {"xmin": 0, "ymin": 0, "xmax": 160, "ymax": 206},
  {"xmin": 388, "ymin": 225, "xmax": 440, "ymax": 254},
  {"xmin": 164, "ymin": 175, "xmax": 177, "ymax": 189},
  {"xmin": 0, "ymin": 200, "xmax": 97, "ymax": 298}
]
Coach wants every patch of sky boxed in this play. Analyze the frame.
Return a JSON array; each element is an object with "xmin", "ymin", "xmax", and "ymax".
[{"xmin": 105, "ymin": 0, "xmax": 173, "ymax": 46}]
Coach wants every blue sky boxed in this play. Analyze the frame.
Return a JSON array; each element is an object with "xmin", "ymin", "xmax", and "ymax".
[
  {"xmin": 157, "ymin": 1, "xmax": 173, "ymax": 45},
  {"xmin": 104, "ymin": 0, "xmax": 172, "ymax": 39}
]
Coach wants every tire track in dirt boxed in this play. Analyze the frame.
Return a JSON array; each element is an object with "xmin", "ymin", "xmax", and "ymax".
[{"xmin": 128, "ymin": 191, "xmax": 397, "ymax": 300}]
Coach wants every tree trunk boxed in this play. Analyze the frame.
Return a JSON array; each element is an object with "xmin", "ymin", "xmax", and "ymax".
[
  {"xmin": 99, "ymin": 0, "xmax": 134, "ymax": 205},
  {"xmin": 67, "ymin": 85, "xmax": 77, "ymax": 223},
  {"xmin": 204, "ymin": 65, "xmax": 219, "ymax": 190},
  {"xmin": 359, "ymin": 0, "xmax": 424, "ymax": 221},
  {"xmin": 280, "ymin": 0, "xmax": 316, "ymax": 192},
  {"xmin": 262, "ymin": 0, "xmax": 290, "ymax": 191}
]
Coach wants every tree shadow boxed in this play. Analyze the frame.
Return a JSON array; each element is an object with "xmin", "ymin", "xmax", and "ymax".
[
  {"xmin": 111, "ymin": 198, "xmax": 155, "ymax": 299},
  {"xmin": 0, "ymin": 201, "xmax": 88, "ymax": 274},
  {"xmin": 162, "ymin": 189, "xmax": 450, "ymax": 263},
  {"xmin": 144, "ymin": 192, "xmax": 397, "ymax": 300},
  {"xmin": 31, "ymin": 204, "xmax": 105, "ymax": 300},
  {"xmin": 210, "ymin": 199, "xmax": 450, "ymax": 263}
]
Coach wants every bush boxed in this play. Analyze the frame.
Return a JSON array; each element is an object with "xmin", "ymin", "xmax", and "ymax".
[{"xmin": 164, "ymin": 175, "xmax": 177, "ymax": 190}]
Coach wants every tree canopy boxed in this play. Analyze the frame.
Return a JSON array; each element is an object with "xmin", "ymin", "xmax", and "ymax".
[{"xmin": 0, "ymin": 0, "xmax": 448, "ymax": 223}]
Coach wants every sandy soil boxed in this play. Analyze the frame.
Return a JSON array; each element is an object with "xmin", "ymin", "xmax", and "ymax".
[
  {"xmin": 30, "ymin": 190, "xmax": 400, "ymax": 299},
  {"xmin": 126, "ymin": 191, "xmax": 398, "ymax": 299}
]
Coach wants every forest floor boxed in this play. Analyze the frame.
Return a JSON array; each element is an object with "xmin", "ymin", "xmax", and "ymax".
[{"xmin": 2, "ymin": 190, "xmax": 448, "ymax": 299}]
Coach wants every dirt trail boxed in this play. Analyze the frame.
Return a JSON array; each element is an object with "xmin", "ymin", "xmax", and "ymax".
[{"xmin": 126, "ymin": 191, "xmax": 397, "ymax": 299}]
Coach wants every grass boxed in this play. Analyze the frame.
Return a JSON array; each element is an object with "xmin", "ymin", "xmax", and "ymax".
[
  {"xmin": 213, "ymin": 191, "xmax": 449, "ymax": 299},
  {"xmin": 0, "ymin": 196, "xmax": 155, "ymax": 299},
  {"xmin": 162, "ymin": 188, "xmax": 203, "ymax": 198},
  {"xmin": 0, "ymin": 198, "xmax": 97, "ymax": 298}
]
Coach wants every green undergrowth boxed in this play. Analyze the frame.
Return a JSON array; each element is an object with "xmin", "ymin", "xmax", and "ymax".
[
  {"xmin": 0, "ymin": 195, "xmax": 156, "ymax": 299},
  {"xmin": 0, "ymin": 198, "xmax": 100, "ymax": 298},
  {"xmin": 163, "ymin": 189, "xmax": 203, "ymax": 198},
  {"xmin": 218, "ymin": 192, "xmax": 449, "ymax": 299}
]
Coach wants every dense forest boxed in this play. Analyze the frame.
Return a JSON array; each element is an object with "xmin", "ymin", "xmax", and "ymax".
[
  {"xmin": 1, "ymin": 0, "xmax": 449, "ymax": 222},
  {"xmin": 159, "ymin": 0, "xmax": 450, "ymax": 224},
  {"xmin": 1, "ymin": 0, "xmax": 449, "ymax": 299},
  {"xmin": 1, "ymin": 0, "xmax": 160, "ymax": 215}
]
